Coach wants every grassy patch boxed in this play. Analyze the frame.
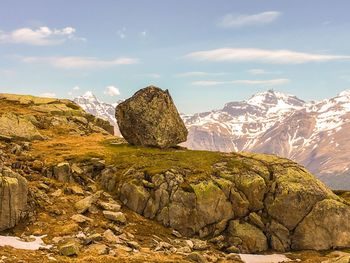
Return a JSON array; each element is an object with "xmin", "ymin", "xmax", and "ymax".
[{"xmin": 103, "ymin": 140, "xmax": 224, "ymax": 182}]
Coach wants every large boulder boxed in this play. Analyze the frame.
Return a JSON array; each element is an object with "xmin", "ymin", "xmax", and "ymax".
[
  {"xmin": 115, "ymin": 86, "xmax": 188, "ymax": 148},
  {"xmin": 0, "ymin": 167, "xmax": 28, "ymax": 230},
  {"xmin": 292, "ymin": 199, "xmax": 350, "ymax": 250},
  {"xmin": 99, "ymin": 151, "xmax": 350, "ymax": 253},
  {"xmin": 227, "ymin": 220, "xmax": 268, "ymax": 253}
]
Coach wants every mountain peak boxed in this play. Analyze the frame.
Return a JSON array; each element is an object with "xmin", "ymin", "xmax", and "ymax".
[
  {"xmin": 246, "ymin": 89, "xmax": 305, "ymax": 109},
  {"xmin": 80, "ymin": 91, "xmax": 98, "ymax": 101},
  {"xmin": 338, "ymin": 89, "xmax": 350, "ymax": 97}
]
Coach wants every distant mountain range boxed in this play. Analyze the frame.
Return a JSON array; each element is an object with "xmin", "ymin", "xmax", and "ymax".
[
  {"xmin": 74, "ymin": 90, "xmax": 350, "ymax": 190},
  {"xmin": 74, "ymin": 92, "xmax": 121, "ymax": 136}
]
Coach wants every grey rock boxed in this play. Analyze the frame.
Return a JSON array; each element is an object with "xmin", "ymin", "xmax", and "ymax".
[
  {"xmin": 186, "ymin": 252, "xmax": 208, "ymax": 263},
  {"xmin": 86, "ymin": 244, "xmax": 109, "ymax": 255},
  {"xmin": 59, "ymin": 242, "xmax": 79, "ymax": 256},
  {"xmin": 115, "ymin": 86, "xmax": 188, "ymax": 148},
  {"xmin": 127, "ymin": 241, "xmax": 141, "ymax": 250},
  {"xmin": 0, "ymin": 113, "xmax": 44, "ymax": 141},
  {"xmin": 103, "ymin": 211, "xmax": 126, "ymax": 224},
  {"xmin": 53, "ymin": 162, "xmax": 72, "ymax": 183},
  {"xmin": 227, "ymin": 220, "xmax": 268, "ymax": 253},
  {"xmin": 103, "ymin": 229, "xmax": 122, "ymax": 243},
  {"xmin": 292, "ymin": 199, "xmax": 350, "ymax": 250},
  {"xmin": 99, "ymin": 201, "xmax": 121, "ymax": 212},
  {"xmin": 0, "ymin": 167, "xmax": 28, "ymax": 231},
  {"xmin": 71, "ymin": 214, "xmax": 92, "ymax": 224}
]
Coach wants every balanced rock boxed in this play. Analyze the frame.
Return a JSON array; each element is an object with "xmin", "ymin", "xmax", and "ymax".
[
  {"xmin": 115, "ymin": 86, "xmax": 188, "ymax": 148},
  {"xmin": 0, "ymin": 167, "xmax": 28, "ymax": 231}
]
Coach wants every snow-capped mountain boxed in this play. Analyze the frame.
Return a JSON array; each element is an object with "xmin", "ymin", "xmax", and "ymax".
[
  {"xmin": 183, "ymin": 89, "xmax": 350, "ymax": 189},
  {"xmin": 74, "ymin": 89, "xmax": 350, "ymax": 189},
  {"xmin": 74, "ymin": 91, "xmax": 121, "ymax": 135}
]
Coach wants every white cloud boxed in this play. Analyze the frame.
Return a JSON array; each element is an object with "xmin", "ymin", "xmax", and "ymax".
[
  {"xmin": 0, "ymin": 69, "xmax": 16, "ymax": 77},
  {"xmin": 0, "ymin": 26, "xmax": 80, "ymax": 45},
  {"xmin": 104, "ymin": 86, "xmax": 120, "ymax": 96},
  {"xmin": 192, "ymin": 78, "xmax": 290, "ymax": 87},
  {"xmin": 19, "ymin": 56, "xmax": 139, "ymax": 69},
  {"xmin": 176, "ymin": 71, "xmax": 227, "ymax": 77},
  {"xmin": 192, "ymin": 80, "xmax": 226, "ymax": 86},
  {"xmin": 248, "ymin": 69, "xmax": 267, "ymax": 75},
  {"xmin": 40, "ymin": 92, "xmax": 56, "ymax": 98},
  {"xmin": 186, "ymin": 48, "xmax": 350, "ymax": 64},
  {"xmin": 73, "ymin": 86, "xmax": 80, "ymax": 91},
  {"xmin": 140, "ymin": 31, "xmax": 147, "ymax": 37},
  {"xmin": 218, "ymin": 11, "xmax": 281, "ymax": 28},
  {"xmin": 117, "ymin": 28, "xmax": 126, "ymax": 39}
]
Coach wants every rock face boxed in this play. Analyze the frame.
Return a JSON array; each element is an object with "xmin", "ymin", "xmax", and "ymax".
[
  {"xmin": 115, "ymin": 86, "xmax": 188, "ymax": 148},
  {"xmin": 0, "ymin": 113, "xmax": 44, "ymax": 141},
  {"xmin": 99, "ymin": 152, "xmax": 350, "ymax": 253},
  {"xmin": 0, "ymin": 93, "xmax": 114, "ymax": 141},
  {"xmin": 0, "ymin": 167, "xmax": 28, "ymax": 231}
]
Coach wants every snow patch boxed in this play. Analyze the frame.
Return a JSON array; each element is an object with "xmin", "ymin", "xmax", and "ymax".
[
  {"xmin": 239, "ymin": 254, "xmax": 292, "ymax": 263},
  {"xmin": 0, "ymin": 235, "xmax": 52, "ymax": 250}
]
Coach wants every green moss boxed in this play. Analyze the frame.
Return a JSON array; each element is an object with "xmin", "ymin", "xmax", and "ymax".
[
  {"xmin": 191, "ymin": 181, "xmax": 217, "ymax": 199},
  {"xmin": 103, "ymin": 140, "xmax": 224, "ymax": 183}
]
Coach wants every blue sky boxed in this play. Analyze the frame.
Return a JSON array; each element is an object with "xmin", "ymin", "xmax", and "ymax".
[{"xmin": 1, "ymin": 0, "xmax": 350, "ymax": 113}]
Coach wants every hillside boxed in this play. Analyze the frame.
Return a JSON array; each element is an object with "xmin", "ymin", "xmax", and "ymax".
[
  {"xmin": 74, "ymin": 90, "xmax": 350, "ymax": 190},
  {"xmin": 1, "ymin": 93, "xmax": 350, "ymax": 263}
]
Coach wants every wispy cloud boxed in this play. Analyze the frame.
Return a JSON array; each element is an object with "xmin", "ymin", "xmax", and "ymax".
[
  {"xmin": 0, "ymin": 69, "xmax": 16, "ymax": 77},
  {"xmin": 40, "ymin": 92, "xmax": 57, "ymax": 98},
  {"xmin": 0, "ymin": 26, "xmax": 82, "ymax": 46},
  {"xmin": 139, "ymin": 31, "xmax": 147, "ymax": 37},
  {"xmin": 19, "ymin": 56, "xmax": 139, "ymax": 69},
  {"xmin": 192, "ymin": 78, "xmax": 290, "ymax": 86},
  {"xmin": 136, "ymin": 73, "xmax": 161, "ymax": 79},
  {"xmin": 176, "ymin": 71, "xmax": 227, "ymax": 77},
  {"xmin": 186, "ymin": 48, "xmax": 350, "ymax": 64},
  {"xmin": 117, "ymin": 28, "xmax": 126, "ymax": 39},
  {"xmin": 218, "ymin": 11, "xmax": 281, "ymax": 28},
  {"xmin": 104, "ymin": 85, "xmax": 120, "ymax": 96},
  {"xmin": 247, "ymin": 69, "xmax": 267, "ymax": 75},
  {"xmin": 68, "ymin": 86, "xmax": 80, "ymax": 96}
]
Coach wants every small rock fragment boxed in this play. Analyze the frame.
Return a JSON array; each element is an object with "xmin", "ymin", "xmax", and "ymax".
[
  {"xmin": 86, "ymin": 244, "xmax": 109, "ymax": 255},
  {"xmin": 186, "ymin": 252, "xmax": 208, "ymax": 263},
  {"xmin": 99, "ymin": 201, "xmax": 121, "ymax": 212},
  {"xmin": 103, "ymin": 211, "xmax": 126, "ymax": 224},
  {"xmin": 59, "ymin": 242, "xmax": 79, "ymax": 256},
  {"xmin": 71, "ymin": 214, "xmax": 92, "ymax": 224},
  {"xmin": 127, "ymin": 241, "xmax": 141, "ymax": 250}
]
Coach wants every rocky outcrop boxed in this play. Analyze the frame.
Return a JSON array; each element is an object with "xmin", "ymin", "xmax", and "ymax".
[
  {"xmin": 115, "ymin": 86, "xmax": 188, "ymax": 148},
  {"xmin": 0, "ymin": 113, "xmax": 44, "ymax": 141},
  {"xmin": 99, "ymin": 152, "xmax": 350, "ymax": 253},
  {"xmin": 0, "ymin": 93, "xmax": 114, "ymax": 141},
  {"xmin": 0, "ymin": 167, "xmax": 28, "ymax": 230}
]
